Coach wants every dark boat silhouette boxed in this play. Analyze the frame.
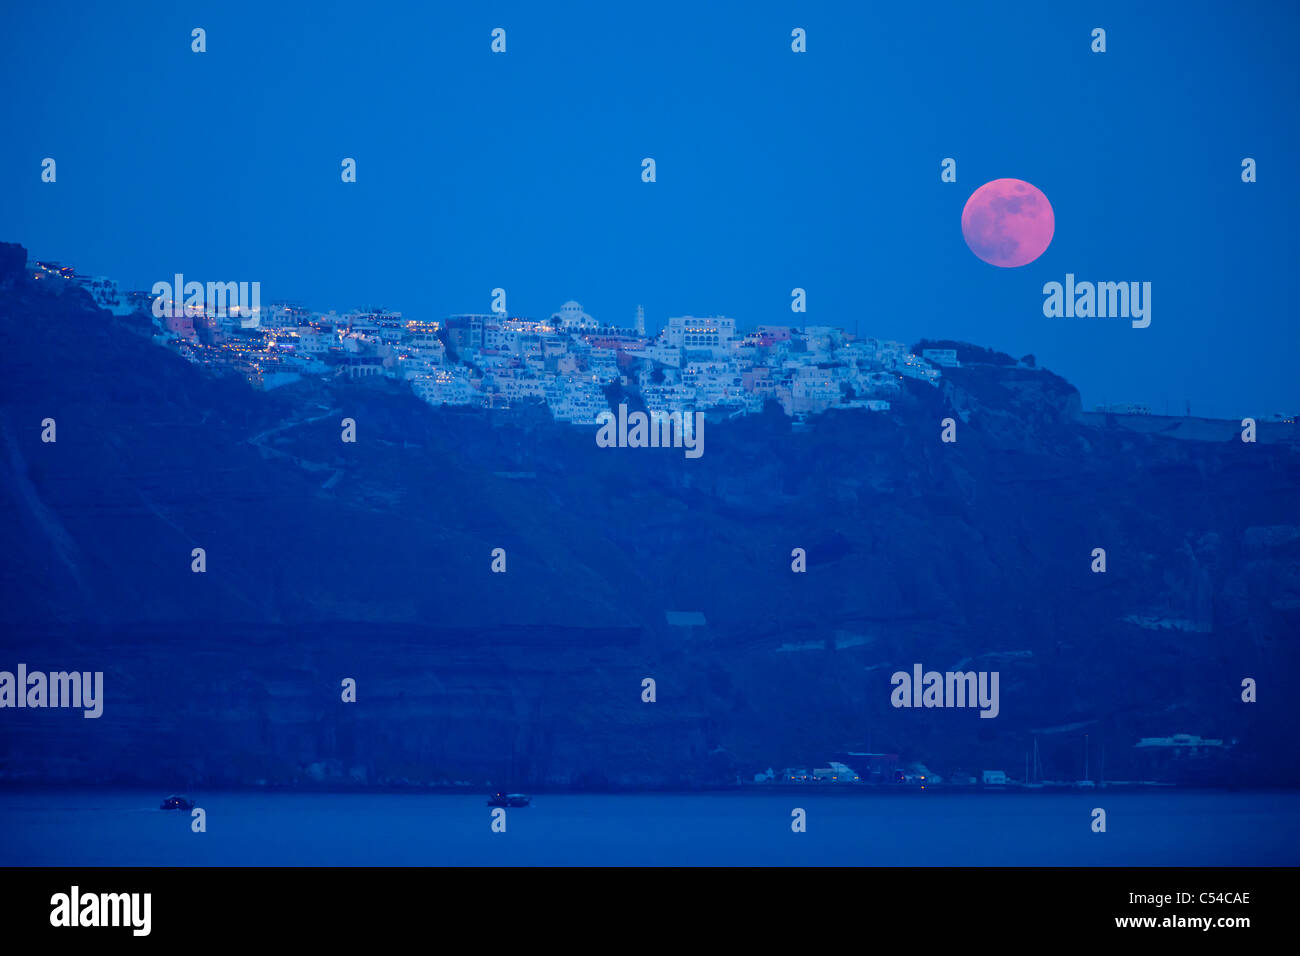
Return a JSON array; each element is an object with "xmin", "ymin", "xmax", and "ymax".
[{"xmin": 160, "ymin": 794, "xmax": 195, "ymax": 810}]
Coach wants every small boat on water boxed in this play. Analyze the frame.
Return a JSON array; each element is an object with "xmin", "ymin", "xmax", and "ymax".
[
  {"xmin": 160, "ymin": 794, "xmax": 195, "ymax": 811},
  {"xmin": 486, "ymin": 792, "xmax": 530, "ymax": 808}
]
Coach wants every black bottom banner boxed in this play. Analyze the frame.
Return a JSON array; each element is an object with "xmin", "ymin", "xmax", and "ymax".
[{"xmin": 0, "ymin": 866, "xmax": 1279, "ymax": 942}]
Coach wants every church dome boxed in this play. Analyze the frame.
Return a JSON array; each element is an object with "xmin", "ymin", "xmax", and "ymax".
[{"xmin": 554, "ymin": 300, "xmax": 596, "ymax": 328}]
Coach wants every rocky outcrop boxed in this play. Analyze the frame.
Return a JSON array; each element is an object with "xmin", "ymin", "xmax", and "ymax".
[
  {"xmin": 1, "ymin": 264, "xmax": 1297, "ymax": 788},
  {"xmin": 0, "ymin": 243, "xmax": 25, "ymax": 287}
]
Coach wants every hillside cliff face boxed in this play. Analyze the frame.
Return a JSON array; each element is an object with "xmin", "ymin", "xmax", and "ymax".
[{"xmin": 1, "ymin": 254, "xmax": 1297, "ymax": 788}]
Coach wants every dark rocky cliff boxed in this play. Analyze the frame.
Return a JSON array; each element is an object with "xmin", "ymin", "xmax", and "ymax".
[{"xmin": 1, "ymin": 249, "xmax": 1297, "ymax": 788}]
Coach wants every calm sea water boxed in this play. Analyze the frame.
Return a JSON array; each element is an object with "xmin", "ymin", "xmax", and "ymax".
[{"xmin": 2, "ymin": 790, "xmax": 1297, "ymax": 866}]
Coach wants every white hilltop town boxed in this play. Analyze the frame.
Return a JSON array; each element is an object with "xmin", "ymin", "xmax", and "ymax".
[
  {"xmin": 25, "ymin": 257, "xmax": 1300, "ymax": 429},
  {"xmin": 32, "ymin": 259, "xmax": 962, "ymax": 424}
]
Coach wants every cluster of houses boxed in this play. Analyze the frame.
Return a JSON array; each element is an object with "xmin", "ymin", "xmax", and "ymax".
[{"xmin": 33, "ymin": 259, "xmax": 954, "ymax": 424}]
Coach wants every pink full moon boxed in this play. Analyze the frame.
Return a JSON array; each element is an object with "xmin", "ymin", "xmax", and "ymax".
[{"xmin": 961, "ymin": 178, "xmax": 1055, "ymax": 268}]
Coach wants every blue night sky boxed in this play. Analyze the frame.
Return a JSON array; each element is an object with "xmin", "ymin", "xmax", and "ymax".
[{"xmin": 2, "ymin": 0, "xmax": 1296, "ymax": 418}]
